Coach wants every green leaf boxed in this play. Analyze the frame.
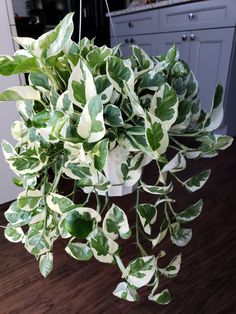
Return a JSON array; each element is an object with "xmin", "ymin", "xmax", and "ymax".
[
  {"xmin": 0, "ymin": 54, "xmax": 40, "ymax": 76},
  {"xmin": 204, "ymin": 84, "xmax": 224, "ymax": 131},
  {"xmin": 184, "ymin": 169, "xmax": 211, "ymax": 192},
  {"xmin": 4, "ymin": 225, "xmax": 24, "ymax": 243},
  {"xmin": 4, "ymin": 201, "xmax": 32, "ymax": 227},
  {"xmin": 145, "ymin": 112, "xmax": 169, "ymax": 156},
  {"xmin": 166, "ymin": 45, "xmax": 177, "ymax": 64},
  {"xmin": 89, "ymin": 230, "xmax": 119, "ymax": 264},
  {"xmin": 95, "ymin": 75, "xmax": 113, "ymax": 104},
  {"xmin": 139, "ymin": 70, "xmax": 166, "ymax": 92},
  {"xmin": 105, "ymin": 104, "xmax": 124, "ymax": 127},
  {"xmin": 91, "ymin": 139, "xmax": 109, "ymax": 171},
  {"xmin": 136, "ymin": 204, "xmax": 157, "ymax": 235},
  {"xmin": 148, "ymin": 289, "xmax": 171, "ymax": 305},
  {"xmin": 17, "ymin": 189, "xmax": 43, "ymax": 211},
  {"xmin": 59, "ymin": 207, "xmax": 101, "ymax": 239},
  {"xmin": 77, "ymin": 95, "xmax": 106, "ymax": 143},
  {"xmin": 171, "ymin": 99, "xmax": 191, "ymax": 131},
  {"xmin": 103, "ymin": 204, "xmax": 131, "ymax": 240},
  {"xmin": 150, "ymin": 83, "xmax": 179, "ymax": 130},
  {"xmin": 151, "ymin": 218, "xmax": 169, "ymax": 247},
  {"xmin": 29, "ymin": 72, "xmax": 50, "ymax": 91},
  {"xmin": 56, "ymin": 91, "xmax": 74, "ymax": 115},
  {"xmin": 175, "ymin": 199, "xmax": 203, "ymax": 223},
  {"xmin": 113, "ymin": 282, "xmax": 139, "ymax": 302},
  {"xmin": 106, "ymin": 56, "xmax": 134, "ymax": 92},
  {"xmin": 159, "ymin": 254, "xmax": 181, "ymax": 278},
  {"xmin": 65, "ymin": 242, "xmax": 93, "ymax": 261},
  {"xmin": 132, "ymin": 45, "xmax": 154, "ymax": 72},
  {"xmin": 185, "ymin": 71, "xmax": 198, "ymax": 100},
  {"xmin": 39, "ymin": 252, "xmax": 53, "ymax": 278},
  {"xmin": 86, "ymin": 45, "xmax": 112, "ymax": 71},
  {"xmin": 122, "ymin": 255, "xmax": 156, "ymax": 289},
  {"xmin": 0, "ymin": 86, "xmax": 40, "ymax": 102}
]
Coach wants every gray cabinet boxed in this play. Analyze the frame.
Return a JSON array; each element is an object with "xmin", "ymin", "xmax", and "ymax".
[
  {"xmin": 109, "ymin": 0, "xmax": 236, "ymax": 135},
  {"xmin": 155, "ymin": 28, "xmax": 235, "ymax": 114}
]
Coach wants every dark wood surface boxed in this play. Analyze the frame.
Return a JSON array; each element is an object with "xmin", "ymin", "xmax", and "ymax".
[{"xmin": 1, "ymin": 142, "xmax": 236, "ymax": 314}]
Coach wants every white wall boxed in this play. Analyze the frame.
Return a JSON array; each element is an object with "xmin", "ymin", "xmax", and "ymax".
[{"xmin": 0, "ymin": 1, "xmax": 22, "ymax": 204}]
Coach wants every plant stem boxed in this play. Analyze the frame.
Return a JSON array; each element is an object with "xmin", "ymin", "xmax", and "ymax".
[
  {"xmin": 171, "ymin": 172, "xmax": 183, "ymax": 185},
  {"xmin": 135, "ymin": 184, "xmax": 148, "ymax": 256},
  {"xmin": 100, "ymin": 192, "xmax": 109, "ymax": 215},
  {"xmin": 83, "ymin": 193, "xmax": 91, "ymax": 206},
  {"xmin": 114, "ymin": 255, "xmax": 125, "ymax": 273},
  {"xmin": 95, "ymin": 190, "xmax": 101, "ymax": 214}
]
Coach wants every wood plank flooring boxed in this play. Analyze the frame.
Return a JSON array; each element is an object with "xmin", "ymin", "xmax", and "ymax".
[{"xmin": 0, "ymin": 141, "xmax": 236, "ymax": 314}]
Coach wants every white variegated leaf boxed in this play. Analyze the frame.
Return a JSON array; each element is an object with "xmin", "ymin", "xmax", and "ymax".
[
  {"xmin": 113, "ymin": 282, "xmax": 139, "ymax": 302},
  {"xmin": 39, "ymin": 252, "xmax": 53, "ymax": 278}
]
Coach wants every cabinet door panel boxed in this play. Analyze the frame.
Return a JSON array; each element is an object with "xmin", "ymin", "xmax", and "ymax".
[
  {"xmin": 189, "ymin": 28, "xmax": 235, "ymax": 113},
  {"xmin": 111, "ymin": 35, "xmax": 158, "ymax": 57},
  {"xmin": 155, "ymin": 32, "xmax": 190, "ymax": 63}
]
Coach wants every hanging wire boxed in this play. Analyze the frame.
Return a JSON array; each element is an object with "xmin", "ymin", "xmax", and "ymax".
[
  {"xmin": 78, "ymin": 0, "xmax": 82, "ymax": 43},
  {"xmin": 104, "ymin": 0, "xmax": 118, "ymax": 45}
]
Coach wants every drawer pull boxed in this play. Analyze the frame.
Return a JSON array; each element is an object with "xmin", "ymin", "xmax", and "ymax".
[
  {"xmin": 130, "ymin": 38, "xmax": 135, "ymax": 44},
  {"xmin": 189, "ymin": 12, "xmax": 195, "ymax": 20},
  {"xmin": 128, "ymin": 22, "xmax": 134, "ymax": 28},
  {"xmin": 190, "ymin": 33, "xmax": 196, "ymax": 41},
  {"xmin": 182, "ymin": 34, "xmax": 188, "ymax": 41},
  {"xmin": 125, "ymin": 38, "xmax": 129, "ymax": 44}
]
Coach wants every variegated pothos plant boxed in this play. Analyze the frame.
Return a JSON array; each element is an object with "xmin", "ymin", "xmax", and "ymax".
[{"xmin": 0, "ymin": 13, "xmax": 233, "ymax": 304}]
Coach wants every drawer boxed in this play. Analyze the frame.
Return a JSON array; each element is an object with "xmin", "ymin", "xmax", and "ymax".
[
  {"xmin": 110, "ymin": 10, "xmax": 158, "ymax": 37},
  {"xmin": 159, "ymin": 0, "xmax": 236, "ymax": 32},
  {"xmin": 110, "ymin": 35, "xmax": 158, "ymax": 57}
]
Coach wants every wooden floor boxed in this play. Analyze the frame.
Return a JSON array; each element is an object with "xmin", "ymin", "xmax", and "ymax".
[{"xmin": 1, "ymin": 141, "xmax": 236, "ymax": 314}]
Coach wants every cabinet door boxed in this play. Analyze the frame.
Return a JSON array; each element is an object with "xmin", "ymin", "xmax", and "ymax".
[
  {"xmin": 0, "ymin": 1, "xmax": 22, "ymax": 204},
  {"xmin": 189, "ymin": 28, "xmax": 235, "ymax": 112},
  {"xmin": 111, "ymin": 35, "xmax": 158, "ymax": 57},
  {"xmin": 155, "ymin": 32, "xmax": 190, "ymax": 63}
]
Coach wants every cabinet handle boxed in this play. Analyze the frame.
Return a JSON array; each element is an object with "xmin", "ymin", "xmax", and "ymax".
[
  {"xmin": 189, "ymin": 12, "xmax": 195, "ymax": 20},
  {"xmin": 128, "ymin": 22, "xmax": 134, "ymax": 28},
  {"xmin": 182, "ymin": 34, "xmax": 188, "ymax": 41},
  {"xmin": 125, "ymin": 38, "xmax": 129, "ymax": 44},
  {"xmin": 190, "ymin": 33, "xmax": 196, "ymax": 41},
  {"xmin": 130, "ymin": 38, "xmax": 135, "ymax": 44}
]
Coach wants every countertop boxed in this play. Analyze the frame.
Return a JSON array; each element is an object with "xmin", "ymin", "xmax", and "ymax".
[{"xmin": 107, "ymin": 0, "xmax": 208, "ymax": 17}]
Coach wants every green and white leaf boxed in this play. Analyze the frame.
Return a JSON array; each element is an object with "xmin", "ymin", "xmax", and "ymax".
[
  {"xmin": 77, "ymin": 95, "xmax": 106, "ymax": 143},
  {"xmin": 39, "ymin": 252, "xmax": 53, "ymax": 278},
  {"xmin": 68, "ymin": 59, "xmax": 97, "ymax": 107},
  {"xmin": 122, "ymin": 255, "xmax": 156, "ymax": 288},
  {"xmin": 204, "ymin": 84, "xmax": 224, "ymax": 131},
  {"xmin": 4, "ymin": 225, "xmax": 24, "ymax": 243},
  {"xmin": 0, "ymin": 86, "xmax": 41, "ymax": 102},
  {"xmin": 65, "ymin": 242, "xmax": 93, "ymax": 261},
  {"xmin": 148, "ymin": 289, "xmax": 171, "ymax": 305},
  {"xmin": 106, "ymin": 56, "xmax": 134, "ymax": 93},
  {"xmin": 151, "ymin": 218, "xmax": 169, "ymax": 247},
  {"xmin": 103, "ymin": 204, "xmax": 131, "ymax": 240},
  {"xmin": 145, "ymin": 112, "xmax": 169, "ymax": 156},
  {"xmin": 141, "ymin": 181, "xmax": 173, "ymax": 195},
  {"xmin": 162, "ymin": 153, "xmax": 186, "ymax": 173},
  {"xmin": 136, "ymin": 204, "xmax": 157, "ymax": 235},
  {"xmin": 175, "ymin": 199, "xmax": 203, "ymax": 223},
  {"xmin": 4, "ymin": 201, "xmax": 32, "ymax": 227},
  {"xmin": 95, "ymin": 75, "xmax": 113, "ymax": 104},
  {"xmin": 184, "ymin": 169, "xmax": 211, "ymax": 192},
  {"xmin": 104, "ymin": 104, "xmax": 124, "ymax": 127},
  {"xmin": 25, "ymin": 229, "xmax": 51, "ymax": 255},
  {"xmin": 46, "ymin": 193, "xmax": 74, "ymax": 215},
  {"xmin": 159, "ymin": 254, "xmax": 181, "ymax": 278},
  {"xmin": 89, "ymin": 230, "xmax": 119, "ymax": 264},
  {"xmin": 149, "ymin": 83, "xmax": 179, "ymax": 130},
  {"xmin": 170, "ymin": 224, "xmax": 192, "ymax": 247},
  {"xmin": 113, "ymin": 282, "xmax": 139, "ymax": 302},
  {"xmin": 17, "ymin": 189, "xmax": 43, "ymax": 211}
]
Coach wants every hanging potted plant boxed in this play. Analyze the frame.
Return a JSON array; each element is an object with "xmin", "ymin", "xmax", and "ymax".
[{"xmin": 0, "ymin": 13, "xmax": 233, "ymax": 304}]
